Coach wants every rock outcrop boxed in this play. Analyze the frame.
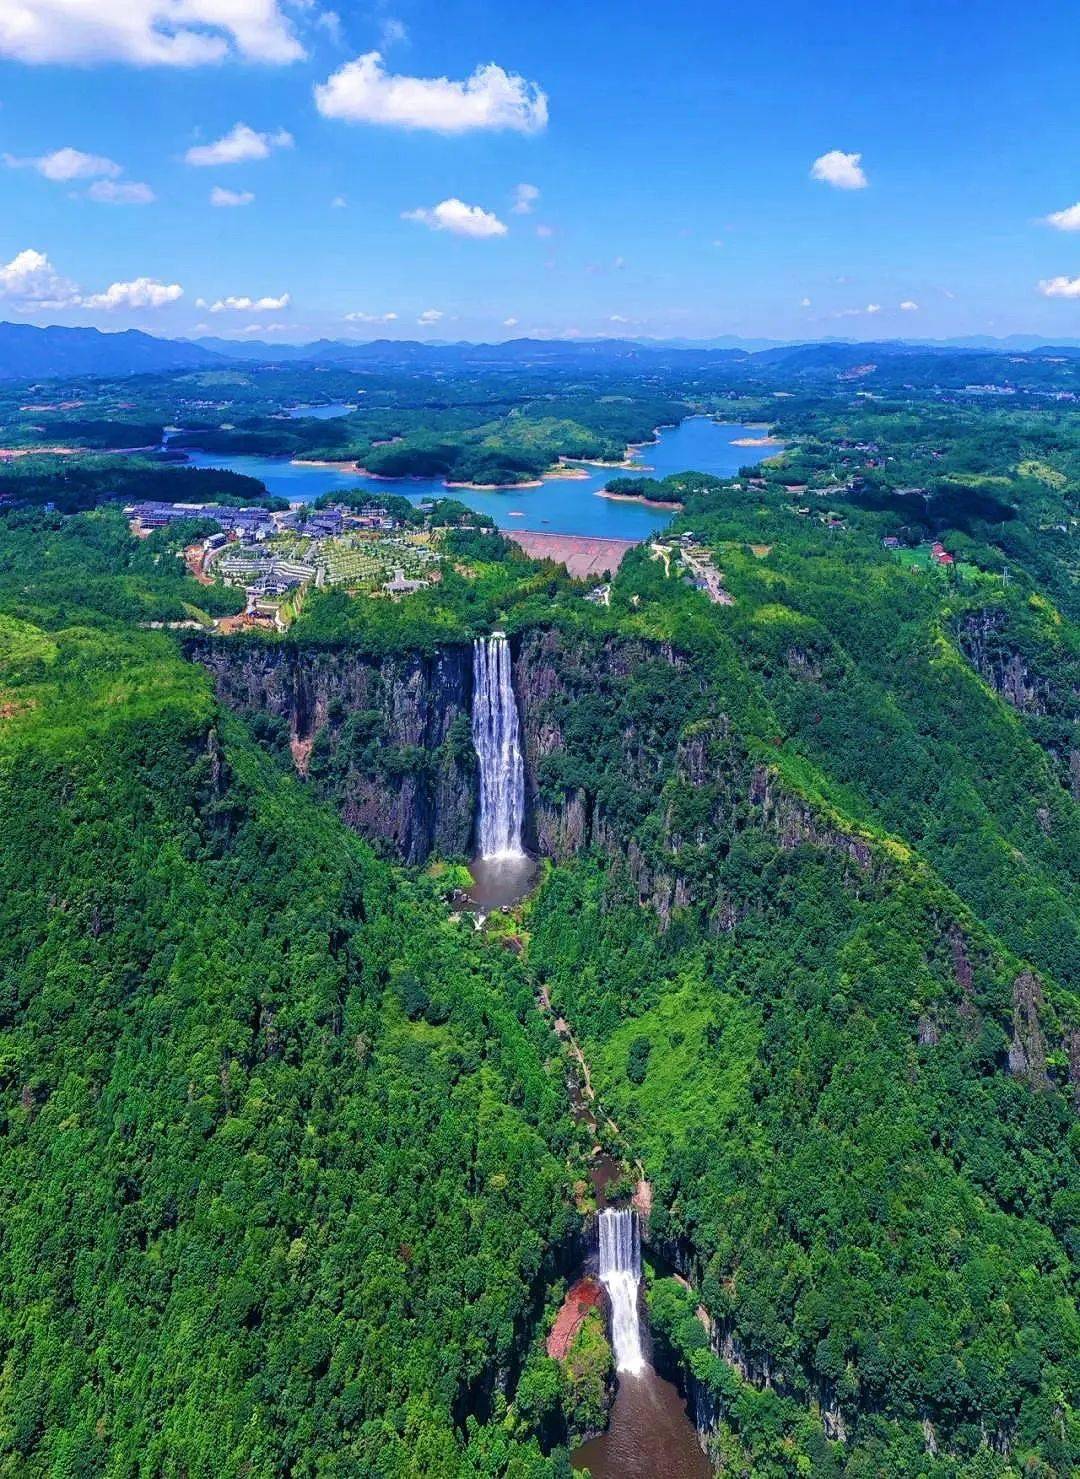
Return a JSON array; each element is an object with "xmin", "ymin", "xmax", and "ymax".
[{"xmin": 189, "ymin": 638, "xmax": 476, "ymax": 863}]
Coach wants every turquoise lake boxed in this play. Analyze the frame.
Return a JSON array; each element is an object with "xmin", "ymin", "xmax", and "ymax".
[{"xmin": 180, "ymin": 417, "xmax": 779, "ymax": 539}]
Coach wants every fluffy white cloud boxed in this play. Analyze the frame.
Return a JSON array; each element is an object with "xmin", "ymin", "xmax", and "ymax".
[
  {"xmin": 609, "ymin": 313, "xmax": 630, "ymax": 323},
  {"xmin": 210, "ymin": 292, "xmax": 291, "ymax": 311},
  {"xmin": 900, "ymin": 299, "xmax": 919, "ymax": 311},
  {"xmin": 314, "ymin": 51, "xmax": 547, "ymax": 133},
  {"xmin": 417, "ymin": 308, "xmax": 443, "ymax": 324},
  {"xmin": 87, "ymin": 179, "xmax": 155, "ymax": 203},
  {"xmin": 835, "ymin": 302, "xmax": 882, "ymax": 318},
  {"xmin": 1044, "ymin": 202, "xmax": 1080, "ymax": 231},
  {"xmin": 799, "ymin": 296, "xmax": 812, "ymax": 307},
  {"xmin": 185, "ymin": 123, "xmax": 293, "ymax": 167},
  {"xmin": 0, "ymin": 248, "xmax": 80, "ymax": 305},
  {"xmin": 503, "ymin": 316, "xmax": 518, "ymax": 327},
  {"xmin": 0, "ymin": 249, "xmax": 181, "ymax": 310},
  {"xmin": 512, "ymin": 182, "xmax": 539, "ymax": 214},
  {"xmin": 1039, "ymin": 275, "xmax": 1080, "ymax": 299},
  {"xmin": 210, "ymin": 186, "xmax": 255, "ymax": 206},
  {"xmin": 81, "ymin": 277, "xmax": 183, "ymax": 309},
  {"xmin": 5, "ymin": 146, "xmax": 122, "ymax": 180},
  {"xmin": 330, "ymin": 194, "xmax": 347, "ymax": 208},
  {"xmin": 0, "ymin": 0, "xmax": 304, "ymax": 66},
  {"xmin": 866, "ymin": 303, "xmax": 881, "ymax": 313},
  {"xmin": 345, "ymin": 310, "xmax": 398, "ymax": 323},
  {"xmin": 810, "ymin": 149, "xmax": 868, "ymax": 190},
  {"xmin": 403, "ymin": 197, "xmax": 507, "ymax": 238}
]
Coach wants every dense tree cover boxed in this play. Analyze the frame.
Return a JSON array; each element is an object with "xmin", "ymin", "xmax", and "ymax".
[
  {"xmin": 530, "ymin": 852, "xmax": 1078, "ymax": 1473},
  {"xmin": 1, "ymin": 360, "xmax": 1079, "ymax": 1474},
  {"xmin": 9, "ymin": 369, "xmax": 686, "ymax": 487},
  {"xmin": 0, "ymin": 612, "xmax": 582, "ymax": 1474},
  {"xmin": 604, "ymin": 472, "xmax": 731, "ymax": 505},
  {"xmin": 0, "ymin": 454, "xmax": 277, "ymax": 514},
  {"xmin": 0, "ymin": 507, "xmax": 244, "ymax": 626}
]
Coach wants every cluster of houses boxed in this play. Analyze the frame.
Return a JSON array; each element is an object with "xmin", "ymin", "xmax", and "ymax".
[
  {"xmin": 126, "ymin": 496, "xmax": 427, "ymax": 630},
  {"xmin": 128, "ymin": 500, "xmax": 275, "ymax": 538}
]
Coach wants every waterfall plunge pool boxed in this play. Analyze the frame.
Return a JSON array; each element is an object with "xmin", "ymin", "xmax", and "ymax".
[{"xmin": 572, "ymin": 1209, "xmax": 709, "ymax": 1478}]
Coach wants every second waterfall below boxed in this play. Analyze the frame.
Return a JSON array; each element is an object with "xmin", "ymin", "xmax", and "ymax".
[
  {"xmin": 472, "ymin": 633, "xmax": 526, "ymax": 860},
  {"xmin": 598, "ymin": 1207, "xmax": 645, "ymax": 1376}
]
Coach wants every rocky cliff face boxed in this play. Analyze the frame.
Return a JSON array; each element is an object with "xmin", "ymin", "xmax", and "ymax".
[
  {"xmin": 956, "ymin": 606, "xmax": 1079, "ymax": 799},
  {"xmin": 189, "ymin": 638, "xmax": 476, "ymax": 864},
  {"xmin": 190, "ymin": 628, "xmax": 891, "ymax": 904}
]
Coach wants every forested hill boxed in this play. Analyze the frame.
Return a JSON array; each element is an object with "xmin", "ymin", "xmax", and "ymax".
[
  {"xmin": 1, "ymin": 370, "xmax": 1079, "ymax": 1476},
  {"xmin": 0, "ymin": 613, "xmax": 576, "ymax": 1475}
]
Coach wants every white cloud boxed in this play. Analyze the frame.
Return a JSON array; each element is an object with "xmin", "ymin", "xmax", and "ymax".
[
  {"xmin": 810, "ymin": 149, "xmax": 868, "ymax": 190},
  {"xmin": 503, "ymin": 316, "xmax": 518, "ymax": 327},
  {"xmin": 1039, "ymin": 275, "xmax": 1080, "ymax": 299},
  {"xmin": 0, "ymin": 0, "xmax": 304, "ymax": 66},
  {"xmin": 1043, "ymin": 202, "xmax": 1080, "ymax": 231},
  {"xmin": 835, "ymin": 303, "xmax": 882, "ymax": 318},
  {"xmin": 314, "ymin": 51, "xmax": 547, "ymax": 133},
  {"xmin": 609, "ymin": 314, "xmax": 630, "ymax": 323},
  {"xmin": 87, "ymin": 179, "xmax": 155, "ymax": 203},
  {"xmin": 535, "ymin": 223, "xmax": 553, "ymax": 239},
  {"xmin": 899, "ymin": 299, "xmax": 919, "ymax": 311},
  {"xmin": 799, "ymin": 296, "xmax": 812, "ymax": 307},
  {"xmin": 82, "ymin": 277, "xmax": 183, "ymax": 309},
  {"xmin": 315, "ymin": 10, "xmax": 343, "ymax": 45},
  {"xmin": 417, "ymin": 308, "xmax": 443, "ymax": 324},
  {"xmin": 866, "ymin": 303, "xmax": 881, "ymax": 314},
  {"xmin": 330, "ymin": 194, "xmax": 347, "ymax": 208},
  {"xmin": 238, "ymin": 321, "xmax": 289, "ymax": 333},
  {"xmin": 512, "ymin": 182, "xmax": 539, "ymax": 214},
  {"xmin": 345, "ymin": 310, "xmax": 397, "ymax": 323},
  {"xmin": 210, "ymin": 292, "xmax": 291, "ymax": 311},
  {"xmin": 0, "ymin": 248, "xmax": 80, "ymax": 305},
  {"xmin": 403, "ymin": 197, "xmax": 507, "ymax": 238},
  {"xmin": 5, "ymin": 146, "xmax": 122, "ymax": 180},
  {"xmin": 185, "ymin": 123, "xmax": 293, "ymax": 167},
  {"xmin": 378, "ymin": 16, "xmax": 407, "ymax": 48},
  {"xmin": 210, "ymin": 186, "xmax": 255, "ymax": 206}
]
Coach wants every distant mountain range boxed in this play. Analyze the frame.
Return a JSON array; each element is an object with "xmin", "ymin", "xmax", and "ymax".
[
  {"xmin": 0, "ymin": 322, "xmax": 223, "ymax": 379},
  {"xmin": 2, "ymin": 320, "xmax": 1080, "ymax": 381}
]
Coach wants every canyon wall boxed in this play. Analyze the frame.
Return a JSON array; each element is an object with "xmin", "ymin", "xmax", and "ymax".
[{"xmin": 189, "ymin": 638, "xmax": 476, "ymax": 864}]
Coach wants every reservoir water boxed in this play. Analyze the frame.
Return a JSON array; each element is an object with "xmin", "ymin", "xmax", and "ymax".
[{"xmin": 179, "ymin": 416, "xmax": 777, "ymax": 539}]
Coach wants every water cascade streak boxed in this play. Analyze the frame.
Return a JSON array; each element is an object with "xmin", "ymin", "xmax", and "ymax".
[
  {"xmin": 598, "ymin": 1208, "xmax": 645, "ymax": 1376},
  {"xmin": 472, "ymin": 633, "xmax": 526, "ymax": 860}
]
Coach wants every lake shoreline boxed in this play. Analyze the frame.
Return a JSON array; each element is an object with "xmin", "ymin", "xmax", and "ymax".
[
  {"xmin": 177, "ymin": 417, "xmax": 778, "ymax": 539},
  {"xmin": 595, "ymin": 490, "xmax": 682, "ymax": 510}
]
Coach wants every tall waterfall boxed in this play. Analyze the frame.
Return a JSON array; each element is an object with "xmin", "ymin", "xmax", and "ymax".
[
  {"xmin": 598, "ymin": 1207, "xmax": 645, "ymax": 1376},
  {"xmin": 472, "ymin": 634, "xmax": 525, "ymax": 860}
]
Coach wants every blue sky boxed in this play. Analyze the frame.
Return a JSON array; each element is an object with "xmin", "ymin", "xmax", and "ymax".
[{"xmin": 1, "ymin": 0, "xmax": 1079, "ymax": 342}]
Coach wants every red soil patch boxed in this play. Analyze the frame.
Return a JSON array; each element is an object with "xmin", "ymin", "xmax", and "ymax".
[{"xmin": 547, "ymin": 1277, "xmax": 603, "ymax": 1360}]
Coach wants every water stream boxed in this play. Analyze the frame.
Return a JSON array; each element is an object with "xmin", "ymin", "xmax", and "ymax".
[
  {"xmin": 573, "ymin": 1208, "xmax": 710, "ymax": 1478},
  {"xmin": 598, "ymin": 1209, "xmax": 645, "ymax": 1376},
  {"xmin": 465, "ymin": 634, "xmax": 708, "ymax": 1472},
  {"xmin": 471, "ymin": 633, "xmax": 527, "ymax": 861}
]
